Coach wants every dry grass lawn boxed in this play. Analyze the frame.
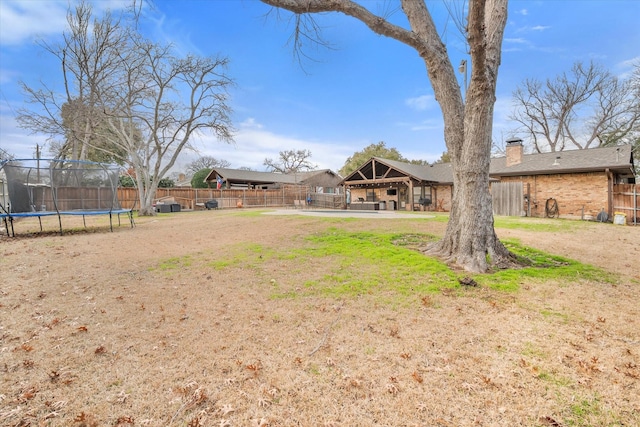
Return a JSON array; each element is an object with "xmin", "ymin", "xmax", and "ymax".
[{"xmin": 1, "ymin": 209, "xmax": 639, "ymax": 427}]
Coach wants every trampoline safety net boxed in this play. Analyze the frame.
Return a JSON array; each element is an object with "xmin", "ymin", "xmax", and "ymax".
[{"xmin": 0, "ymin": 158, "xmax": 134, "ymax": 236}]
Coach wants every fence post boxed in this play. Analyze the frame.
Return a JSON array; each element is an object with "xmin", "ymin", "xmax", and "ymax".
[{"xmin": 635, "ymin": 184, "xmax": 637, "ymax": 226}]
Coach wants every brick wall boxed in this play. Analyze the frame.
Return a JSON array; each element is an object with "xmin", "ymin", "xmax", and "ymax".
[
  {"xmin": 506, "ymin": 142, "xmax": 523, "ymax": 167},
  {"xmin": 498, "ymin": 172, "xmax": 609, "ymax": 219},
  {"xmin": 432, "ymin": 185, "xmax": 452, "ymax": 211}
]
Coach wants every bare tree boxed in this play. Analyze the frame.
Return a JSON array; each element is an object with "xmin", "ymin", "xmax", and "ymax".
[
  {"xmin": 17, "ymin": 2, "xmax": 234, "ymax": 216},
  {"xmin": 511, "ymin": 61, "xmax": 640, "ymax": 153},
  {"xmin": 186, "ymin": 156, "xmax": 231, "ymax": 174},
  {"xmin": 101, "ymin": 40, "xmax": 234, "ymax": 215},
  {"xmin": 630, "ymin": 62, "xmax": 640, "ymax": 159},
  {"xmin": 264, "ymin": 149, "xmax": 316, "ymax": 173},
  {"xmin": 260, "ymin": 0, "xmax": 512, "ymax": 272},
  {"xmin": 18, "ymin": 1, "xmax": 132, "ymax": 162}
]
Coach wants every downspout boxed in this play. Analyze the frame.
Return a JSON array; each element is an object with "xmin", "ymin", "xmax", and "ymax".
[{"xmin": 606, "ymin": 168, "xmax": 614, "ymax": 218}]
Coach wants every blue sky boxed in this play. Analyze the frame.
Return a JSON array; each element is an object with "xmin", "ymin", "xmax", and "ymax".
[{"xmin": 1, "ymin": 0, "xmax": 639, "ymax": 174}]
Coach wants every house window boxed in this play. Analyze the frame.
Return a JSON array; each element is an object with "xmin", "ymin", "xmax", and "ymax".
[{"xmin": 413, "ymin": 187, "xmax": 422, "ymax": 204}]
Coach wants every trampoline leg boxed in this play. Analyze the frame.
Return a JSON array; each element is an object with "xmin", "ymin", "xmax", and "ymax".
[
  {"xmin": 109, "ymin": 212, "xmax": 114, "ymax": 232},
  {"xmin": 57, "ymin": 213, "xmax": 63, "ymax": 235},
  {"xmin": 5, "ymin": 216, "xmax": 14, "ymax": 237},
  {"xmin": 82, "ymin": 215, "xmax": 87, "ymax": 229},
  {"xmin": 129, "ymin": 211, "xmax": 135, "ymax": 228},
  {"xmin": 38, "ymin": 216, "xmax": 43, "ymax": 232}
]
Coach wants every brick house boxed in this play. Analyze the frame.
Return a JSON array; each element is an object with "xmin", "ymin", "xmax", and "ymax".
[
  {"xmin": 341, "ymin": 144, "xmax": 636, "ymax": 221},
  {"xmin": 493, "ymin": 142, "xmax": 636, "ymax": 219}
]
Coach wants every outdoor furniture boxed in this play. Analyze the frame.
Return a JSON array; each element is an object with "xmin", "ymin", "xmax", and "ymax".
[{"xmin": 155, "ymin": 204, "xmax": 171, "ymax": 213}]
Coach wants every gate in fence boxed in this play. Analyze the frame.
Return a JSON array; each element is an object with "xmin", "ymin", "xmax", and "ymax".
[
  {"xmin": 613, "ymin": 184, "xmax": 639, "ymax": 225},
  {"xmin": 491, "ymin": 181, "xmax": 524, "ymax": 216}
]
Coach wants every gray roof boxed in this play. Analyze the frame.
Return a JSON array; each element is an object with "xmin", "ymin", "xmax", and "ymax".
[
  {"xmin": 375, "ymin": 158, "xmax": 457, "ymax": 184},
  {"xmin": 345, "ymin": 145, "xmax": 635, "ymax": 186},
  {"xmin": 489, "ymin": 144, "xmax": 635, "ymax": 177},
  {"xmin": 204, "ymin": 168, "xmax": 340, "ymax": 186},
  {"xmin": 205, "ymin": 168, "xmax": 298, "ymax": 185},
  {"xmin": 373, "ymin": 158, "xmax": 434, "ymax": 180}
]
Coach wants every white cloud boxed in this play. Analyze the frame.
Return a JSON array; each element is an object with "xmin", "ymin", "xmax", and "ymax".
[
  {"xmin": 616, "ymin": 56, "xmax": 640, "ymax": 78},
  {"xmin": 530, "ymin": 25, "xmax": 550, "ymax": 32},
  {"xmin": 0, "ymin": 0, "xmax": 133, "ymax": 46},
  {"xmin": 0, "ymin": 0, "xmax": 68, "ymax": 45},
  {"xmin": 183, "ymin": 118, "xmax": 354, "ymax": 173},
  {"xmin": 239, "ymin": 117, "xmax": 263, "ymax": 130},
  {"xmin": 512, "ymin": 25, "xmax": 551, "ymax": 34},
  {"xmin": 405, "ymin": 94, "xmax": 436, "ymax": 111},
  {"xmin": 504, "ymin": 37, "xmax": 528, "ymax": 44},
  {"xmin": 143, "ymin": 6, "xmax": 205, "ymax": 58},
  {"xmin": 0, "ymin": 112, "xmax": 48, "ymax": 159},
  {"xmin": 619, "ymin": 56, "xmax": 640, "ymax": 67}
]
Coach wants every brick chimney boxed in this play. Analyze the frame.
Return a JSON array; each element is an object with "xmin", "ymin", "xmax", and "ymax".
[{"xmin": 505, "ymin": 138, "xmax": 523, "ymax": 167}]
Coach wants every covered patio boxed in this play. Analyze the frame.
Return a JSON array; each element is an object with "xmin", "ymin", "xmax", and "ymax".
[{"xmin": 341, "ymin": 157, "xmax": 452, "ymax": 211}]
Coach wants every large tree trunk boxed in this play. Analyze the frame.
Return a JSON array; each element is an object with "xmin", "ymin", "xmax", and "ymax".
[
  {"xmin": 135, "ymin": 171, "xmax": 158, "ymax": 216},
  {"xmin": 426, "ymin": 88, "xmax": 513, "ymax": 272},
  {"xmin": 260, "ymin": 0, "xmax": 514, "ymax": 272},
  {"xmin": 406, "ymin": 0, "xmax": 514, "ymax": 272}
]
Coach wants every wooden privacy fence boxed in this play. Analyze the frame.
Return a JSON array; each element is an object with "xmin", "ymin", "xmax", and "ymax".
[
  {"xmin": 491, "ymin": 182, "xmax": 524, "ymax": 217},
  {"xmin": 117, "ymin": 185, "xmax": 344, "ymax": 210},
  {"xmin": 312, "ymin": 192, "xmax": 345, "ymax": 209},
  {"xmin": 613, "ymin": 183, "xmax": 639, "ymax": 225}
]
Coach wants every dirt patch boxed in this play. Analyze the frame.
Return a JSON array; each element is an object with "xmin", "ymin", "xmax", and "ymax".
[{"xmin": 1, "ymin": 210, "xmax": 638, "ymax": 426}]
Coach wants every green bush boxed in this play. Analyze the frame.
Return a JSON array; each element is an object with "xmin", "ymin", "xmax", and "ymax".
[{"xmin": 191, "ymin": 168, "xmax": 212, "ymax": 188}]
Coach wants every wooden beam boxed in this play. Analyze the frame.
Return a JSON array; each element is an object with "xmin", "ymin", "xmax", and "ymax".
[
  {"xmin": 342, "ymin": 177, "xmax": 411, "ymax": 186},
  {"xmin": 407, "ymin": 180, "xmax": 414, "ymax": 211}
]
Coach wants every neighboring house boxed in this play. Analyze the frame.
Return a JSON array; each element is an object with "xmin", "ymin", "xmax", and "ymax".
[
  {"xmin": 341, "ymin": 143, "xmax": 636, "ymax": 220},
  {"xmin": 296, "ymin": 170, "xmax": 343, "ymax": 194},
  {"xmin": 174, "ymin": 173, "xmax": 192, "ymax": 188},
  {"xmin": 203, "ymin": 168, "xmax": 342, "ymax": 193}
]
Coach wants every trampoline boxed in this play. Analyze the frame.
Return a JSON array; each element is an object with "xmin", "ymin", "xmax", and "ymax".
[{"xmin": 0, "ymin": 159, "xmax": 135, "ymax": 237}]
